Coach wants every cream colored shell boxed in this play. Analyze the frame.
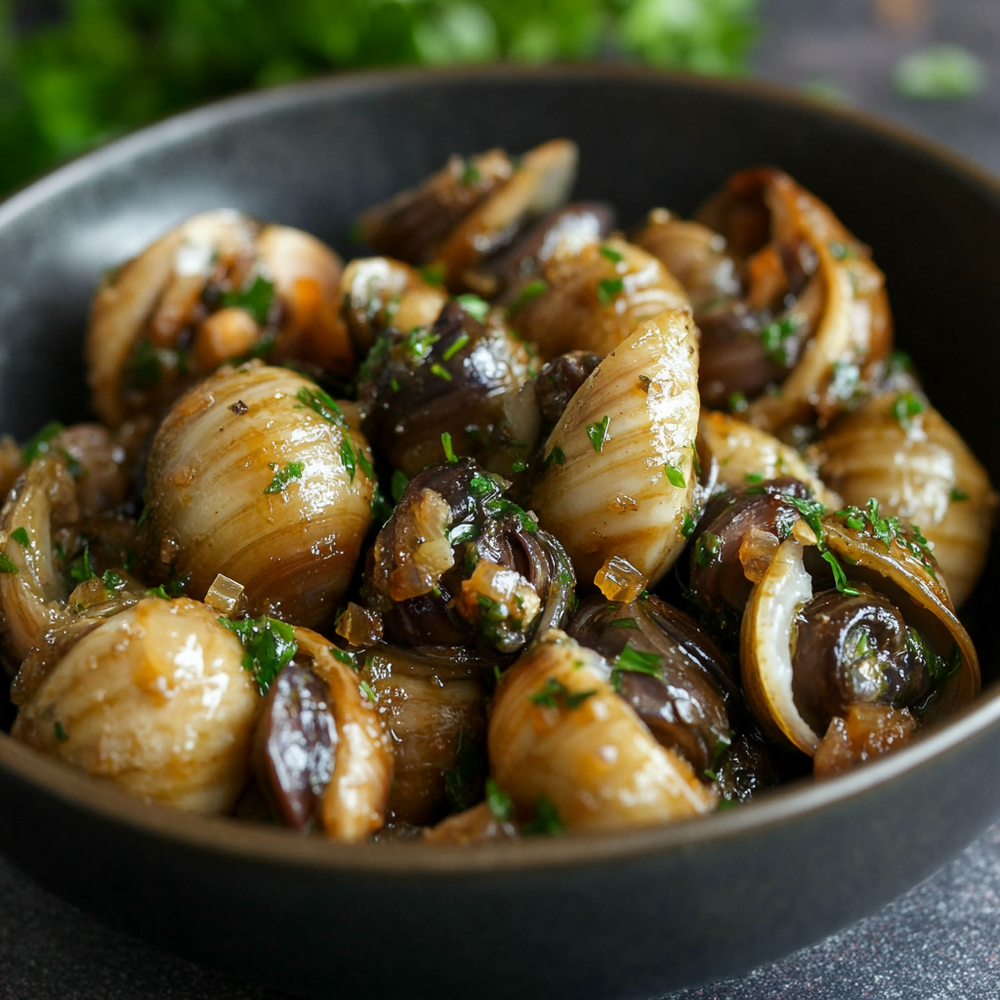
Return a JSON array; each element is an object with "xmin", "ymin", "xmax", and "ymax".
[
  {"xmin": 12, "ymin": 597, "xmax": 259, "ymax": 814},
  {"xmin": 531, "ymin": 308, "xmax": 699, "ymax": 586},
  {"xmin": 488, "ymin": 629, "xmax": 716, "ymax": 831},
  {"xmin": 145, "ymin": 363, "xmax": 373, "ymax": 628},
  {"xmin": 818, "ymin": 393, "xmax": 995, "ymax": 608}
]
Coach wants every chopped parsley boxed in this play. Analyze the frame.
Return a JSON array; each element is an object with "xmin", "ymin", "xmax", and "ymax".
[
  {"xmin": 484, "ymin": 496, "xmax": 537, "ymax": 533},
  {"xmin": 20, "ymin": 421, "xmax": 64, "ymax": 465},
  {"xmin": 614, "ymin": 642, "xmax": 661, "ymax": 677},
  {"xmin": 69, "ymin": 543, "xmax": 95, "ymax": 583},
  {"xmin": 442, "ymin": 332, "xmax": 470, "ymax": 360},
  {"xmin": 221, "ymin": 274, "xmax": 275, "ymax": 326},
  {"xmin": 485, "ymin": 778, "xmax": 514, "ymax": 823},
  {"xmin": 263, "ymin": 461, "xmax": 304, "ymax": 495},
  {"xmin": 455, "ymin": 294, "xmax": 489, "ymax": 323},
  {"xmin": 419, "ymin": 262, "xmax": 446, "ymax": 286},
  {"xmin": 681, "ymin": 511, "xmax": 697, "ymax": 537},
  {"xmin": 296, "ymin": 386, "xmax": 346, "ymax": 428},
  {"xmin": 340, "ymin": 437, "xmax": 358, "ymax": 481},
  {"xmin": 528, "ymin": 677, "xmax": 597, "ymax": 710},
  {"xmin": 694, "ymin": 531, "xmax": 721, "ymax": 568},
  {"xmin": 102, "ymin": 569, "xmax": 125, "ymax": 593},
  {"xmin": 779, "ymin": 493, "xmax": 860, "ymax": 596},
  {"xmin": 359, "ymin": 679, "xmax": 378, "ymax": 704},
  {"xmin": 0, "ymin": 552, "xmax": 18, "ymax": 574},
  {"xmin": 760, "ymin": 315, "xmax": 803, "ymax": 367},
  {"xmin": 219, "ymin": 615, "xmax": 297, "ymax": 695},
  {"xmin": 950, "ymin": 487, "xmax": 970, "ymax": 502},
  {"xmin": 9, "ymin": 527, "xmax": 29, "ymax": 547},
  {"xmin": 444, "ymin": 731, "xmax": 483, "ymax": 813},
  {"xmin": 828, "ymin": 241, "xmax": 859, "ymax": 261},
  {"xmin": 586, "ymin": 415, "xmax": 611, "ymax": 453},
  {"xmin": 508, "ymin": 278, "xmax": 548, "ymax": 313},
  {"xmin": 596, "ymin": 277, "xmax": 624, "ymax": 305},
  {"xmin": 664, "ymin": 464, "xmax": 686, "ymax": 488},
  {"xmin": 460, "ymin": 161, "xmax": 481, "ymax": 186},
  {"xmin": 441, "ymin": 432, "xmax": 458, "ymax": 463},
  {"xmin": 329, "ymin": 646, "xmax": 355, "ymax": 667},
  {"xmin": 833, "ymin": 497, "xmax": 937, "ymax": 578},
  {"xmin": 892, "ymin": 391, "xmax": 925, "ymax": 429},
  {"xmin": 430, "ymin": 362, "xmax": 453, "ymax": 382},
  {"xmin": 53, "ymin": 721, "xmax": 69, "ymax": 742},
  {"xmin": 522, "ymin": 796, "xmax": 564, "ymax": 837},
  {"xmin": 541, "ymin": 445, "xmax": 566, "ymax": 471},
  {"xmin": 608, "ymin": 617, "xmax": 639, "ymax": 629},
  {"xmin": 728, "ymin": 391, "xmax": 748, "ymax": 413},
  {"xmin": 745, "ymin": 472, "xmax": 764, "ymax": 484},
  {"xmin": 599, "ymin": 245, "xmax": 624, "ymax": 264},
  {"xmin": 391, "ymin": 468, "xmax": 409, "ymax": 502}
]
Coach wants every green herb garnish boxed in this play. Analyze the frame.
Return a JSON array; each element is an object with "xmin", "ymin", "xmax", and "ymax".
[
  {"xmin": 54, "ymin": 721, "xmax": 68, "ymax": 742},
  {"xmin": 664, "ymin": 464, "xmax": 686, "ymax": 488},
  {"xmin": 9, "ymin": 527, "xmax": 29, "ymax": 547},
  {"xmin": 586, "ymin": 415, "xmax": 611, "ymax": 453},
  {"xmin": 20, "ymin": 421, "xmax": 64, "ymax": 465},
  {"xmin": 596, "ymin": 277, "xmax": 624, "ymax": 305},
  {"xmin": 219, "ymin": 615, "xmax": 297, "ymax": 696},
  {"xmin": 263, "ymin": 460, "xmax": 304, "ymax": 495},
  {"xmin": 391, "ymin": 468, "xmax": 409, "ymax": 502},
  {"xmin": 0, "ymin": 552, "xmax": 18, "ymax": 574},
  {"xmin": 508, "ymin": 279, "xmax": 548, "ymax": 313},
  {"xmin": 444, "ymin": 731, "xmax": 483, "ymax": 813},
  {"xmin": 485, "ymin": 778, "xmax": 514, "ymax": 823},
  {"xmin": 599, "ymin": 245, "xmax": 624, "ymax": 264},
  {"xmin": 694, "ymin": 531, "xmax": 721, "ymax": 568},
  {"xmin": 950, "ymin": 487, "xmax": 970, "ymax": 502},
  {"xmin": 441, "ymin": 432, "xmax": 458, "ymax": 463},
  {"xmin": 892, "ymin": 391, "xmax": 925, "ymax": 429},
  {"xmin": 442, "ymin": 332, "xmax": 470, "ymax": 360},
  {"xmin": 541, "ymin": 445, "xmax": 566, "ymax": 471},
  {"xmin": 522, "ymin": 796, "xmax": 564, "ymax": 837},
  {"xmin": 296, "ymin": 386, "xmax": 346, "ymax": 427},
  {"xmin": 455, "ymin": 294, "xmax": 489, "ymax": 323},
  {"xmin": 69, "ymin": 543, "xmax": 95, "ymax": 583},
  {"xmin": 420, "ymin": 262, "xmax": 446, "ymax": 286},
  {"xmin": 430, "ymin": 362, "xmax": 452, "ymax": 382},
  {"xmin": 221, "ymin": 274, "xmax": 275, "ymax": 326},
  {"xmin": 529, "ymin": 677, "xmax": 597, "ymax": 710},
  {"xmin": 760, "ymin": 314, "xmax": 803, "ymax": 367}
]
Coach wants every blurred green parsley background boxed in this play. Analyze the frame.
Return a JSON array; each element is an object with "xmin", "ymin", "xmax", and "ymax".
[{"xmin": 0, "ymin": 0, "xmax": 757, "ymax": 195}]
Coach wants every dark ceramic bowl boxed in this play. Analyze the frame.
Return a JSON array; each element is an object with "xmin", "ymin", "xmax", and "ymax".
[{"xmin": 2, "ymin": 65, "xmax": 1000, "ymax": 999}]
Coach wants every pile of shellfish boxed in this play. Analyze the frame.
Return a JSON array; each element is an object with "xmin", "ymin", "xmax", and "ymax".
[{"xmin": 0, "ymin": 139, "xmax": 993, "ymax": 842}]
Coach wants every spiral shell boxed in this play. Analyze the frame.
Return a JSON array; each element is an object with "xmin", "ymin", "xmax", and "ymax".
[
  {"xmin": 817, "ymin": 392, "xmax": 996, "ymax": 608},
  {"xmin": 88, "ymin": 210, "xmax": 350, "ymax": 427},
  {"xmin": 11, "ymin": 597, "xmax": 259, "ymax": 814},
  {"xmin": 145, "ymin": 363, "xmax": 374, "ymax": 628},
  {"xmin": 488, "ymin": 629, "xmax": 716, "ymax": 832},
  {"xmin": 531, "ymin": 308, "xmax": 700, "ymax": 586},
  {"xmin": 509, "ymin": 236, "xmax": 689, "ymax": 360},
  {"xmin": 295, "ymin": 628, "xmax": 393, "ymax": 841},
  {"xmin": 700, "ymin": 410, "xmax": 842, "ymax": 508}
]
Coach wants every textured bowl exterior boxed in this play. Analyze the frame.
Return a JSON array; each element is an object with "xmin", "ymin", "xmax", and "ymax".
[{"xmin": 2, "ymin": 65, "xmax": 1000, "ymax": 998}]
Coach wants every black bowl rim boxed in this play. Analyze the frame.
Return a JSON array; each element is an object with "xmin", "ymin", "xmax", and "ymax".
[{"xmin": 2, "ymin": 62, "xmax": 1000, "ymax": 875}]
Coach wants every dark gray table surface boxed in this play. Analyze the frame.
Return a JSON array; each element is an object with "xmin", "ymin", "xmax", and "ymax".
[{"xmin": 5, "ymin": 1, "xmax": 1000, "ymax": 997}]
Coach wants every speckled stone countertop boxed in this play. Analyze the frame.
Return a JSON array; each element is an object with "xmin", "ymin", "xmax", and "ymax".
[{"xmin": 5, "ymin": 1, "xmax": 1000, "ymax": 997}]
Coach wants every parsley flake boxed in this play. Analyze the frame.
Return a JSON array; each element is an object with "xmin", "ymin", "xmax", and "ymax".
[
  {"xmin": 599, "ymin": 245, "xmax": 624, "ymax": 264},
  {"xmin": 21, "ymin": 421, "xmax": 65, "ymax": 465},
  {"xmin": 586, "ymin": 415, "xmax": 611, "ymax": 453},
  {"xmin": 442, "ymin": 332, "xmax": 470, "ymax": 361},
  {"xmin": 263, "ymin": 461, "xmax": 304, "ymax": 495},
  {"xmin": 221, "ymin": 274, "xmax": 275, "ymax": 326},
  {"xmin": 219, "ymin": 615, "xmax": 297, "ymax": 695},
  {"xmin": 441, "ymin": 432, "xmax": 458, "ymax": 463},
  {"xmin": 664, "ymin": 464, "xmax": 686, "ymax": 488},
  {"xmin": 54, "ymin": 721, "xmax": 69, "ymax": 742},
  {"xmin": 296, "ymin": 386, "xmax": 346, "ymax": 427},
  {"xmin": 455, "ymin": 294, "xmax": 489, "ymax": 323},
  {"xmin": 596, "ymin": 277, "xmax": 624, "ymax": 305},
  {"xmin": 522, "ymin": 796, "xmax": 564, "ymax": 837},
  {"xmin": 430, "ymin": 362, "xmax": 452, "ymax": 382},
  {"xmin": 485, "ymin": 778, "xmax": 514, "ymax": 822},
  {"xmin": 0, "ymin": 552, "xmax": 18, "ymax": 574},
  {"xmin": 508, "ymin": 279, "xmax": 548, "ymax": 313},
  {"xmin": 892, "ymin": 391, "xmax": 925, "ymax": 429},
  {"xmin": 541, "ymin": 445, "xmax": 566, "ymax": 471},
  {"xmin": 529, "ymin": 677, "xmax": 597, "ymax": 710},
  {"xmin": 9, "ymin": 527, "xmax": 29, "ymax": 547},
  {"xmin": 950, "ymin": 487, "xmax": 970, "ymax": 502}
]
